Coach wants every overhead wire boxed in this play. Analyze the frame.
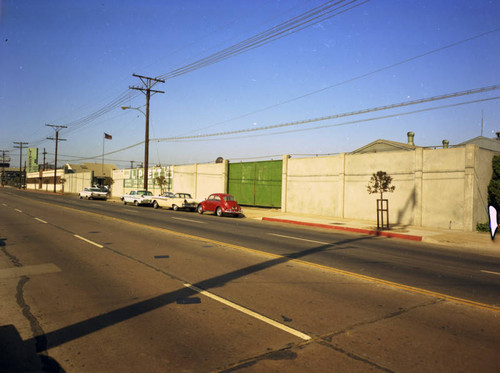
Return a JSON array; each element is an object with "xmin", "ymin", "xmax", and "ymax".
[
  {"xmin": 29, "ymin": 0, "xmax": 368, "ymax": 150},
  {"xmin": 158, "ymin": 0, "xmax": 370, "ymax": 80},
  {"xmin": 176, "ymin": 26, "xmax": 500, "ymax": 136},
  {"xmin": 65, "ymin": 84, "xmax": 499, "ymax": 160},
  {"xmin": 156, "ymin": 84, "xmax": 500, "ymax": 141}
]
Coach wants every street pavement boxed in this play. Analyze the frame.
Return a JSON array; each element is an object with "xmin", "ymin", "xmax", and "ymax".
[{"xmin": 239, "ymin": 206, "xmax": 500, "ymax": 258}]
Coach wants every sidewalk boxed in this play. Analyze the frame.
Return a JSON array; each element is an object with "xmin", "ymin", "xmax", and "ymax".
[{"xmin": 241, "ymin": 207, "xmax": 500, "ymax": 258}]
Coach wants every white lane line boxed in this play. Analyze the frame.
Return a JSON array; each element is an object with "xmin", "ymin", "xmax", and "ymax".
[
  {"xmin": 481, "ymin": 270, "xmax": 500, "ymax": 276},
  {"xmin": 34, "ymin": 217, "xmax": 48, "ymax": 224},
  {"xmin": 74, "ymin": 234, "xmax": 104, "ymax": 248},
  {"xmin": 184, "ymin": 283, "xmax": 312, "ymax": 341},
  {"xmin": 15, "ymin": 209, "xmax": 22, "ymax": 213},
  {"xmin": 2, "ymin": 203, "xmax": 7, "ymax": 206},
  {"xmin": 172, "ymin": 217, "xmax": 206, "ymax": 224},
  {"xmin": 0, "ymin": 263, "xmax": 61, "ymax": 279},
  {"xmin": 269, "ymin": 233, "xmax": 329, "ymax": 245}
]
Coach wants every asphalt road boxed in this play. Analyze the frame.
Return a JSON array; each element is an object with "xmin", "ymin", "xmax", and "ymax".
[{"xmin": 1, "ymin": 189, "xmax": 499, "ymax": 372}]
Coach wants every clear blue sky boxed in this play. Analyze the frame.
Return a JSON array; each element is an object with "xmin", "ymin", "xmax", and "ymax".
[{"xmin": 1, "ymin": 0, "xmax": 499, "ymax": 169}]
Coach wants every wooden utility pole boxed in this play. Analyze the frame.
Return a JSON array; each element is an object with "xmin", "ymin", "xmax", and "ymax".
[
  {"xmin": 13, "ymin": 142, "xmax": 28, "ymax": 189},
  {"xmin": 42, "ymin": 148, "xmax": 47, "ymax": 171},
  {"xmin": 0, "ymin": 150, "xmax": 9, "ymax": 187},
  {"xmin": 46, "ymin": 124, "xmax": 67, "ymax": 193},
  {"xmin": 129, "ymin": 74, "xmax": 165, "ymax": 191}
]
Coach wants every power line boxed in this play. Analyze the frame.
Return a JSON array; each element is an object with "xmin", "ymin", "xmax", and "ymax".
[
  {"xmin": 157, "ymin": 84, "xmax": 500, "ymax": 141},
  {"xmin": 30, "ymin": 1, "xmax": 367, "ymax": 146},
  {"xmin": 176, "ymin": 26, "xmax": 500, "ymax": 136},
  {"xmin": 158, "ymin": 0, "xmax": 370, "ymax": 80},
  {"xmin": 60, "ymin": 84, "xmax": 500, "ymax": 159}
]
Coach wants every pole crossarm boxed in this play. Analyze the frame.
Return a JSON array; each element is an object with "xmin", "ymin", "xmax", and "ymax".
[{"xmin": 129, "ymin": 86, "xmax": 165, "ymax": 95}]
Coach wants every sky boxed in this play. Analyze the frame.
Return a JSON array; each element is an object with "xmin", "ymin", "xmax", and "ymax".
[{"xmin": 1, "ymin": 0, "xmax": 499, "ymax": 169}]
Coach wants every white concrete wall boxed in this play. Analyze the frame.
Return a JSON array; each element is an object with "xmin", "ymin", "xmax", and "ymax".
[
  {"xmin": 26, "ymin": 170, "xmax": 66, "ymax": 192},
  {"xmin": 284, "ymin": 145, "xmax": 490, "ymax": 231},
  {"xmin": 105, "ymin": 145, "xmax": 492, "ymax": 231},
  {"xmin": 172, "ymin": 162, "xmax": 227, "ymax": 200},
  {"xmin": 64, "ymin": 172, "xmax": 93, "ymax": 194},
  {"xmin": 112, "ymin": 167, "xmax": 173, "ymax": 196},
  {"xmin": 285, "ymin": 156, "xmax": 343, "ymax": 217}
]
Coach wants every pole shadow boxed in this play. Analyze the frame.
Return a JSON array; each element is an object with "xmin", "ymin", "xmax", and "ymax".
[{"xmin": 23, "ymin": 235, "xmax": 373, "ymax": 353}]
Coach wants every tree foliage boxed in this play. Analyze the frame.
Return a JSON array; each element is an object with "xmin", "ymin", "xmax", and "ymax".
[
  {"xmin": 488, "ymin": 155, "xmax": 500, "ymax": 210},
  {"xmin": 155, "ymin": 175, "xmax": 168, "ymax": 194},
  {"xmin": 367, "ymin": 170, "xmax": 396, "ymax": 199}
]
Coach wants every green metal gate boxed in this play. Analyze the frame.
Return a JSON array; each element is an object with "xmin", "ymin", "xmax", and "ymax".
[{"xmin": 228, "ymin": 160, "xmax": 282, "ymax": 207}]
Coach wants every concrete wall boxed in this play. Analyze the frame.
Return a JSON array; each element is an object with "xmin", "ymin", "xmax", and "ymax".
[
  {"xmin": 173, "ymin": 161, "xmax": 228, "ymax": 200},
  {"xmin": 283, "ymin": 145, "xmax": 491, "ymax": 231},
  {"xmin": 64, "ymin": 172, "xmax": 93, "ymax": 194},
  {"xmin": 112, "ymin": 166, "xmax": 173, "ymax": 196},
  {"xmin": 26, "ymin": 170, "xmax": 67, "ymax": 192},
  {"xmin": 105, "ymin": 145, "xmax": 493, "ymax": 231}
]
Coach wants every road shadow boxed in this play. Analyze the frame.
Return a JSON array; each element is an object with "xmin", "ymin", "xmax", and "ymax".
[
  {"xmin": 0, "ymin": 324, "xmax": 65, "ymax": 372},
  {"xmin": 24, "ymin": 235, "xmax": 373, "ymax": 353}
]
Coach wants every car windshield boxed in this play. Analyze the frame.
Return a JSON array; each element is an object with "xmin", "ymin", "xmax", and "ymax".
[
  {"xmin": 176, "ymin": 193, "xmax": 192, "ymax": 198},
  {"xmin": 138, "ymin": 191, "xmax": 152, "ymax": 196},
  {"xmin": 223, "ymin": 195, "xmax": 235, "ymax": 201}
]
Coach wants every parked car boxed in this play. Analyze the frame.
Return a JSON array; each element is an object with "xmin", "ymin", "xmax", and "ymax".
[
  {"xmin": 197, "ymin": 193, "xmax": 242, "ymax": 217},
  {"xmin": 152, "ymin": 192, "xmax": 199, "ymax": 211},
  {"xmin": 79, "ymin": 187, "xmax": 108, "ymax": 200},
  {"xmin": 121, "ymin": 190, "xmax": 154, "ymax": 206}
]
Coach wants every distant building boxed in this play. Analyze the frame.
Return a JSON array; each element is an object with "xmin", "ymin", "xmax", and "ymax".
[
  {"xmin": 350, "ymin": 131, "xmax": 421, "ymax": 154},
  {"xmin": 457, "ymin": 133, "xmax": 500, "ymax": 152},
  {"xmin": 64, "ymin": 162, "xmax": 117, "ymax": 178}
]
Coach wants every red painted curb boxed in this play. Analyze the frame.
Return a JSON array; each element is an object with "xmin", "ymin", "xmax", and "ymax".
[{"xmin": 261, "ymin": 217, "xmax": 423, "ymax": 242}]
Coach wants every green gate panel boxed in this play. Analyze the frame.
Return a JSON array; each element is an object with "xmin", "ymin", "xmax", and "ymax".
[{"xmin": 228, "ymin": 160, "xmax": 282, "ymax": 208}]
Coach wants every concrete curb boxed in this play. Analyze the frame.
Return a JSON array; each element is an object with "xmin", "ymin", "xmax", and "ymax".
[{"xmin": 261, "ymin": 217, "xmax": 423, "ymax": 242}]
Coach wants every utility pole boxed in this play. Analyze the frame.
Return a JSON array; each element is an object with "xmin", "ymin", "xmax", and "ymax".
[
  {"xmin": 0, "ymin": 150, "xmax": 9, "ymax": 187},
  {"xmin": 46, "ymin": 124, "xmax": 67, "ymax": 193},
  {"xmin": 13, "ymin": 142, "xmax": 28, "ymax": 189},
  {"xmin": 42, "ymin": 148, "xmax": 47, "ymax": 171},
  {"xmin": 129, "ymin": 74, "xmax": 165, "ymax": 191}
]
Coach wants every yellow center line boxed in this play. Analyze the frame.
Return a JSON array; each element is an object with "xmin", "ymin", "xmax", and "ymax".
[{"xmin": 16, "ymin": 195, "xmax": 500, "ymax": 313}]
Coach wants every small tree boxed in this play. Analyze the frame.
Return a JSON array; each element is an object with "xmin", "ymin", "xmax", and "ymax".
[
  {"xmin": 367, "ymin": 170, "xmax": 395, "ymax": 200},
  {"xmin": 155, "ymin": 175, "xmax": 168, "ymax": 194},
  {"xmin": 367, "ymin": 171, "xmax": 395, "ymax": 229}
]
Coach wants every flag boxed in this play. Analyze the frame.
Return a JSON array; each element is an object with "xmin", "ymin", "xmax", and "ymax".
[{"xmin": 104, "ymin": 133, "xmax": 112, "ymax": 140}]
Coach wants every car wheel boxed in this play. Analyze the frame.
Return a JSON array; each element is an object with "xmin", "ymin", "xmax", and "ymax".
[
  {"xmin": 79, "ymin": 195, "xmax": 82, "ymax": 199},
  {"xmin": 153, "ymin": 201, "xmax": 159, "ymax": 209},
  {"xmin": 197, "ymin": 204, "xmax": 203, "ymax": 214},
  {"xmin": 172, "ymin": 204, "xmax": 179, "ymax": 211},
  {"xmin": 216, "ymin": 207, "xmax": 223, "ymax": 217},
  {"xmin": 134, "ymin": 200, "xmax": 139, "ymax": 206},
  {"xmin": 123, "ymin": 200, "xmax": 127, "ymax": 205}
]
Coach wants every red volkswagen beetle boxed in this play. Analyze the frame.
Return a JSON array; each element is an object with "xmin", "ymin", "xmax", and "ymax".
[{"xmin": 197, "ymin": 193, "xmax": 242, "ymax": 217}]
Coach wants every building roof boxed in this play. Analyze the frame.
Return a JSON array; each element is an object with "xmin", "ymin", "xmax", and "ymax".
[
  {"xmin": 64, "ymin": 162, "xmax": 118, "ymax": 177},
  {"xmin": 350, "ymin": 139, "xmax": 420, "ymax": 154},
  {"xmin": 457, "ymin": 136, "xmax": 500, "ymax": 152}
]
